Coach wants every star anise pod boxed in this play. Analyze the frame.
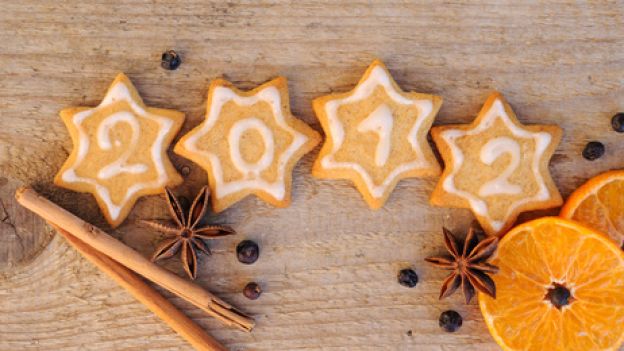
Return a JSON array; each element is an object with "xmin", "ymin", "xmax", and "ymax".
[
  {"xmin": 142, "ymin": 186, "xmax": 235, "ymax": 280},
  {"xmin": 425, "ymin": 226, "xmax": 499, "ymax": 303}
]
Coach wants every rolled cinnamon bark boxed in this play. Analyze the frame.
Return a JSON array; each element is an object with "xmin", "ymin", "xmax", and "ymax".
[{"xmin": 15, "ymin": 187, "xmax": 254, "ymax": 332}]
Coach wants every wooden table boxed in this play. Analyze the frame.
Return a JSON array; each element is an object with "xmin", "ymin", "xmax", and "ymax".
[{"xmin": 1, "ymin": 1, "xmax": 623, "ymax": 350}]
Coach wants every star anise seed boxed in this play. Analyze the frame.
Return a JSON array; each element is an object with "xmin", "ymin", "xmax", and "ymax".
[
  {"xmin": 425, "ymin": 226, "xmax": 499, "ymax": 304},
  {"xmin": 142, "ymin": 186, "xmax": 235, "ymax": 279}
]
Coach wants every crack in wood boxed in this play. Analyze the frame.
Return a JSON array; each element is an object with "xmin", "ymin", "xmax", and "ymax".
[{"xmin": 0, "ymin": 198, "xmax": 25, "ymax": 252}]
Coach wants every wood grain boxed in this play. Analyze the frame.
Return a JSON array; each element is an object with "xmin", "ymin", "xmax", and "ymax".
[
  {"xmin": 1, "ymin": 1, "xmax": 623, "ymax": 350},
  {"xmin": 52, "ymin": 224, "xmax": 228, "ymax": 351}
]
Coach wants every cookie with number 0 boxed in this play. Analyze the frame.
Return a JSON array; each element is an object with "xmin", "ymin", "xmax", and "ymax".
[
  {"xmin": 430, "ymin": 92, "xmax": 563, "ymax": 236},
  {"xmin": 312, "ymin": 59, "xmax": 443, "ymax": 209},
  {"xmin": 174, "ymin": 77, "xmax": 321, "ymax": 212},
  {"xmin": 55, "ymin": 73, "xmax": 185, "ymax": 228}
]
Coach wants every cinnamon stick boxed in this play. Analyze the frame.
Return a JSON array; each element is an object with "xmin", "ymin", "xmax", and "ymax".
[
  {"xmin": 15, "ymin": 187, "xmax": 254, "ymax": 332},
  {"xmin": 52, "ymin": 224, "xmax": 228, "ymax": 351}
]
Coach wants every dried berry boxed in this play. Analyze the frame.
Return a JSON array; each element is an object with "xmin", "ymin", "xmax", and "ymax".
[
  {"xmin": 237, "ymin": 240, "xmax": 259, "ymax": 264},
  {"xmin": 243, "ymin": 282, "xmax": 262, "ymax": 300},
  {"xmin": 612, "ymin": 113, "xmax": 624, "ymax": 133},
  {"xmin": 582, "ymin": 141, "xmax": 605, "ymax": 161},
  {"xmin": 397, "ymin": 268, "xmax": 419, "ymax": 288},
  {"xmin": 439, "ymin": 310, "xmax": 462, "ymax": 332},
  {"xmin": 161, "ymin": 50, "xmax": 181, "ymax": 70}
]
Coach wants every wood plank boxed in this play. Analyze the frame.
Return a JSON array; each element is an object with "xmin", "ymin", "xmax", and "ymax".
[{"xmin": 0, "ymin": 1, "xmax": 623, "ymax": 349}]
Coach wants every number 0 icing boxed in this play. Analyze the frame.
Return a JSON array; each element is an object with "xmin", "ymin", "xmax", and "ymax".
[
  {"xmin": 320, "ymin": 65, "xmax": 434, "ymax": 198},
  {"xmin": 228, "ymin": 117, "xmax": 275, "ymax": 177},
  {"xmin": 440, "ymin": 99, "xmax": 552, "ymax": 232},
  {"xmin": 61, "ymin": 81, "xmax": 174, "ymax": 221},
  {"xmin": 183, "ymin": 85, "xmax": 308, "ymax": 201}
]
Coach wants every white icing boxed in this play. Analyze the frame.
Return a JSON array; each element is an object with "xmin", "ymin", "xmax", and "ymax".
[
  {"xmin": 320, "ymin": 65, "xmax": 434, "ymax": 198},
  {"xmin": 183, "ymin": 84, "xmax": 308, "ymax": 201},
  {"xmin": 96, "ymin": 111, "xmax": 149, "ymax": 179},
  {"xmin": 357, "ymin": 103, "xmax": 393, "ymax": 167},
  {"xmin": 228, "ymin": 117, "xmax": 275, "ymax": 178},
  {"xmin": 440, "ymin": 99, "xmax": 553, "ymax": 232},
  {"xmin": 61, "ymin": 77, "xmax": 174, "ymax": 221},
  {"xmin": 478, "ymin": 137, "xmax": 522, "ymax": 197}
]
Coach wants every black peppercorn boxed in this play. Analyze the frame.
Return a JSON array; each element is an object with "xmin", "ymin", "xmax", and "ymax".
[
  {"xmin": 439, "ymin": 310, "xmax": 462, "ymax": 332},
  {"xmin": 237, "ymin": 240, "xmax": 259, "ymax": 264},
  {"xmin": 243, "ymin": 282, "xmax": 262, "ymax": 300},
  {"xmin": 161, "ymin": 50, "xmax": 181, "ymax": 70},
  {"xmin": 397, "ymin": 268, "xmax": 419, "ymax": 288},
  {"xmin": 582, "ymin": 141, "xmax": 605, "ymax": 161},
  {"xmin": 612, "ymin": 113, "xmax": 624, "ymax": 133}
]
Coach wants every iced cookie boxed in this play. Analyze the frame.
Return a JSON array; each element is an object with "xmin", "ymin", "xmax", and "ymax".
[
  {"xmin": 312, "ymin": 60, "xmax": 442, "ymax": 209},
  {"xmin": 174, "ymin": 77, "xmax": 320, "ymax": 212},
  {"xmin": 430, "ymin": 92, "xmax": 562, "ymax": 236},
  {"xmin": 55, "ymin": 73, "xmax": 185, "ymax": 228}
]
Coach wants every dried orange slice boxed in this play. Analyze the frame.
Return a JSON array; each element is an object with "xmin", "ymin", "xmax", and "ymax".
[
  {"xmin": 479, "ymin": 217, "xmax": 624, "ymax": 351},
  {"xmin": 560, "ymin": 170, "xmax": 624, "ymax": 247}
]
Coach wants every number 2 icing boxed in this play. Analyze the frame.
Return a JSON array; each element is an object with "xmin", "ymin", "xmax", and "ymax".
[
  {"xmin": 312, "ymin": 60, "xmax": 442, "ymax": 209},
  {"xmin": 55, "ymin": 73, "xmax": 185, "ymax": 227},
  {"xmin": 430, "ymin": 92, "xmax": 563, "ymax": 236},
  {"xmin": 174, "ymin": 77, "xmax": 321, "ymax": 212}
]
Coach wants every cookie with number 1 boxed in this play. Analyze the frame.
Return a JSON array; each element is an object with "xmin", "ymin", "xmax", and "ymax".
[
  {"xmin": 312, "ymin": 60, "xmax": 443, "ymax": 209},
  {"xmin": 55, "ymin": 73, "xmax": 185, "ymax": 228},
  {"xmin": 430, "ymin": 92, "xmax": 563, "ymax": 236},
  {"xmin": 174, "ymin": 77, "xmax": 321, "ymax": 212}
]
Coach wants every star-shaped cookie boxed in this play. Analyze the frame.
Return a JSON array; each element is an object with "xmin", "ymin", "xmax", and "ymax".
[
  {"xmin": 174, "ymin": 77, "xmax": 320, "ymax": 212},
  {"xmin": 55, "ymin": 73, "xmax": 185, "ymax": 228},
  {"xmin": 312, "ymin": 60, "xmax": 442, "ymax": 209},
  {"xmin": 430, "ymin": 92, "xmax": 563, "ymax": 236}
]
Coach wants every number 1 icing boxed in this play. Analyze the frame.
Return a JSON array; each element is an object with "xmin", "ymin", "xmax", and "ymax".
[
  {"xmin": 430, "ymin": 92, "xmax": 563, "ymax": 236},
  {"xmin": 174, "ymin": 77, "xmax": 321, "ymax": 212},
  {"xmin": 312, "ymin": 59, "xmax": 443, "ymax": 209},
  {"xmin": 55, "ymin": 73, "xmax": 185, "ymax": 228}
]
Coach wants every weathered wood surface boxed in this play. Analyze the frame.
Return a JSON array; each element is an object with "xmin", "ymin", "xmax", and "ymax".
[{"xmin": 1, "ymin": 1, "xmax": 623, "ymax": 350}]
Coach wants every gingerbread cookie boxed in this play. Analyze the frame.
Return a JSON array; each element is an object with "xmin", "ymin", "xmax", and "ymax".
[
  {"xmin": 312, "ymin": 60, "xmax": 442, "ymax": 209},
  {"xmin": 55, "ymin": 73, "xmax": 185, "ymax": 228},
  {"xmin": 430, "ymin": 92, "xmax": 562, "ymax": 236},
  {"xmin": 174, "ymin": 77, "xmax": 320, "ymax": 212}
]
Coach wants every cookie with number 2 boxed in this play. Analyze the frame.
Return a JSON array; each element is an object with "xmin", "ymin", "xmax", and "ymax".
[
  {"xmin": 55, "ymin": 73, "xmax": 185, "ymax": 228},
  {"xmin": 430, "ymin": 92, "xmax": 563, "ymax": 237}
]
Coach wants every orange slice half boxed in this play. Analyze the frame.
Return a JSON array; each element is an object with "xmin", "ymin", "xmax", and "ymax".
[
  {"xmin": 479, "ymin": 217, "xmax": 624, "ymax": 351},
  {"xmin": 560, "ymin": 170, "xmax": 624, "ymax": 247}
]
